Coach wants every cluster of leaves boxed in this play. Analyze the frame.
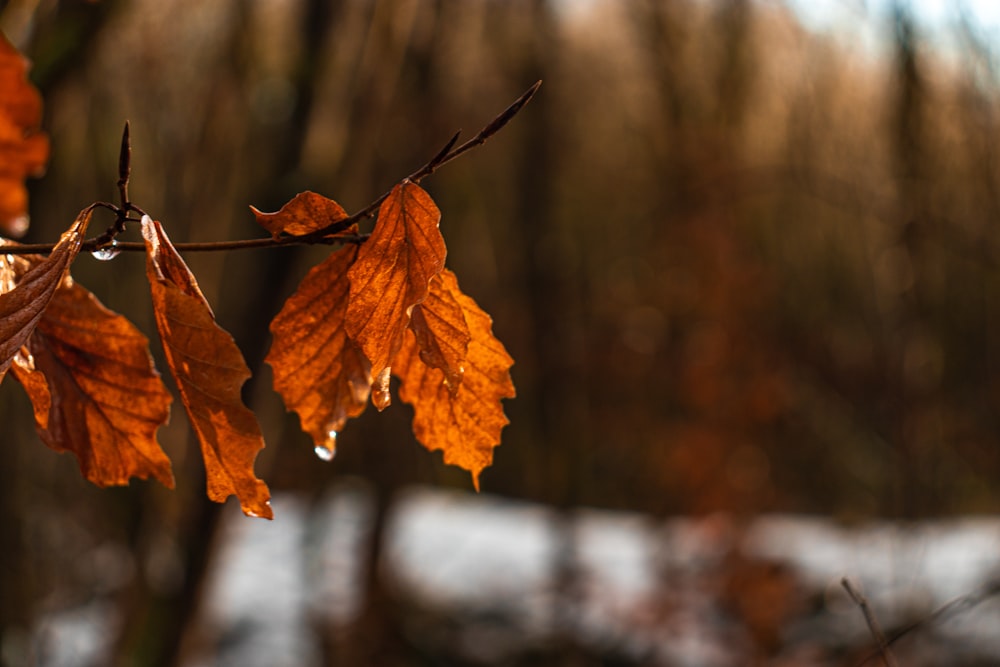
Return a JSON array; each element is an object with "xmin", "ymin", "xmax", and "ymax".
[{"xmin": 0, "ymin": 34, "xmax": 523, "ymax": 519}]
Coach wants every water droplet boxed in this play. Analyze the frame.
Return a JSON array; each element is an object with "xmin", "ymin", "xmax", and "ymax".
[
  {"xmin": 314, "ymin": 427, "xmax": 338, "ymax": 461},
  {"xmin": 244, "ymin": 500, "xmax": 272, "ymax": 519},
  {"xmin": 443, "ymin": 366, "xmax": 465, "ymax": 392},
  {"xmin": 91, "ymin": 240, "xmax": 121, "ymax": 261},
  {"xmin": 7, "ymin": 215, "xmax": 29, "ymax": 237},
  {"xmin": 373, "ymin": 367, "xmax": 392, "ymax": 411},
  {"xmin": 373, "ymin": 389, "xmax": 391, "ymax": 410},
  {"xmin": 14, "ymin": 350, "xmax": 35, "ymax": 371}
]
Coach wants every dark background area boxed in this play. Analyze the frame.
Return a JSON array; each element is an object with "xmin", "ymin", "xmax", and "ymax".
[{"xmin": 4, "ymin": 0, "xmax": 1000, "ymax": 664}]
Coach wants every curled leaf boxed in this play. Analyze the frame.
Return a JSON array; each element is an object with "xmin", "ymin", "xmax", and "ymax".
[
  {"xmin": 251, "ymin": 191, "xmax": 348, "ymax": 238},
  {"xmin": 0, "ymin": 33, "xmax": 49, "ymax": 236},
  {"xmin": 142, "ymin": 216, "xmax": 272, "ymax": 518},
  {"xmin": 267, "ymin": 244, "xmax": 371, "ymax": 459},
  {"xmin": 346, "ymin": 181, "xmax": 446, "ymax": 404},
  {"xmin": 394, "ymin": 270, "xmax": 515, "ymax": 490},
  {"xmin": 0, "ymin": 207, "xmax": 92, "ymax": 383}
]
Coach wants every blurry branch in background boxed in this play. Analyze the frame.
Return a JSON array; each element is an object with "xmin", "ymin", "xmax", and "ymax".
[
  {"xmin": 840, "ymin": 577, "xmax": 898, "ymax": 667},
  {"xmin": 880, "ymin": 577, "xmax": 1000, "ymax": 661},
  {"xmin": 844, "ymin": 575, "xmax": 1000, "ymax": 667}
]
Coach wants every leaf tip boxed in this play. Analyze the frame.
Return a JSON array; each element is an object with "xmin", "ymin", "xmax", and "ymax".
[
  {"xmin": 249, "ymin": 205, "xmax": 281, "ymax": 239},
  {"xmin": 244, "ymin": 499, "xmax": 274, "ymax": 520},
  {"xmin": 159, "ymin": 468, "xmax": 178, "ymax": 490}
]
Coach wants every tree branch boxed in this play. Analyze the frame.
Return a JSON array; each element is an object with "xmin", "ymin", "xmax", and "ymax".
[
  {"xmin": 841, "ymin": 577, "xmax": 899, "ymax": 667},
  {"xmin": 0, "ymin": 81, "xmax": 542, "ymax": 257}
]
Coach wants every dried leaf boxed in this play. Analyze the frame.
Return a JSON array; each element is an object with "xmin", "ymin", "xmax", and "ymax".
[
  {"xmin": 251, "ymin": 191, "xmax": 348, "ymax": 238},
  {"xmin": 394, "ymin": 270, "xmax": 515, "ymax": 490},
  {"xmin": 0, "ymin": 207, "xmax": 92, "ymax": 383},
  {"xmin": 346, "ymin": 181, "xmax": 446, "ymax": 407},
  {"xmin": 10, "ymin": 348, "xmax": 49, "ymax": 429},
  {"xmin": 409, "ymin": 269, "xmax": 471, "ymax": 392},
  {"xmin": 267, "ymin": 244, "xmax": 371, "ymax": 459},
  {"xmin": 0, "ymin": 34, "xmax": 49, "ymax": 236},
  {"xmin": 17, "ymin": 277, "xmax": 174, "ymax": 488},
  {"xmin": 2, "ymin": 253, "xmax": 50, "ymax": 427},
  {"xmin": 142, "ymin": 216, "xmax": 272, "ymax": 518}
]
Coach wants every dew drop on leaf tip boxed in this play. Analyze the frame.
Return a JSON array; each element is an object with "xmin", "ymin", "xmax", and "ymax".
[
  {"xmin": 373, "ymin": 389, "xmax": 391, "ymax": 411},
  {"xmin": 315, "ymin": 429, "xmax": 337, "ymax": 461},
  {"xmin": 245, "ymin": 500, "xmax": 273, "ymax": 518},
  {"xmin": 91, "ymin": 240, "xmax": 121, "ymax": 261}
]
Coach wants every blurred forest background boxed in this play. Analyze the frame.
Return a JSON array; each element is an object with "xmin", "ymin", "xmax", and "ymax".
[{"xmin": 5, "ymin": 0, "xmax": 1000, "ymax": 664}]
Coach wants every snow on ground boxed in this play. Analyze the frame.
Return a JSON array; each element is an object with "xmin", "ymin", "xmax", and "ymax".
[
  {"xmin": 28, "ymin": 483, "xmax": 1000, "ymax": 665},
  {"xmin": 191, "ymin": 495, "xmax": 321, "ymax": 667}
]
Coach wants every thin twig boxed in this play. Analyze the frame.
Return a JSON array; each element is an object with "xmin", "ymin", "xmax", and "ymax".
[
  {"xmin": 882, "ymin": 577, "xmax": 1000, "ymax": 651},
  {"xmin": 842, "ymin": 577, "xmax": 899, "ymax": 667},
  {"xmin": 300, "ymin": 80, "xmax": 542, "ymax": 239},
  {"xmin": 0, "ymin": 81, "xmax": 542, "ymax": 256},
  {"xmin": 414, "ymin": 80, "xmax": 542, "ymax": 181},
  {"xmin": 2, "ymin": 233, "xmax": 368, "ymax": 255},
  {"xmin": 847, "ymin": 576, "xmax": 1000, "ymax": 667}
]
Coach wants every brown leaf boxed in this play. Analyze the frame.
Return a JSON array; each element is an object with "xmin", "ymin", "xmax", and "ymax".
[
  {"xmin": 142, "ymin": 216, "xmax": 272, "ymax": 518},
  {"xmin": 408, "ymin": 268, "xmax": 471, "ymax": 392},
  {"xmin": 267, "ymin": 244, "xmax": 371, "ymax": 459},
  {"xmin": 10, "ymin": 348, "xmax": 49, "ymax": 430},
  {"xmin": 17, "ymin": 276, "xmax": 175, "ymax": 488},
  {"xmin": 0, "ymin": 207, "xmax": 92, "ymax": 383},
  {"xmin": 346, "ymin": 181, "xmax": 445, "ymax": 408},
  {"xmin": 2, "ymin": 253, "xmax": 50, "ymax": 427},
  {"xmin": 251, "ymin": 191, "xmax": 349, "ymax": 238},
  {"xmin": 394, "ymin": 270, "xmax": 515, "ymax": 490},
  {"xmin": 0, "ymin": 33, "xmax": 49, "ymax": 236}
]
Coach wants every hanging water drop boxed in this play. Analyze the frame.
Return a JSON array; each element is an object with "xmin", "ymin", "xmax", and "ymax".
[
  {"xmin": 245, "ymin": 500, "xmax": 272, "ymax": 519},
  {"xmin": 91, "ymin": 240, "xmax": 121, "ymax": 261},
  {"xmin": 373, "ymin": 366, "xmax": 392, "ymax": 411},
  {"xmin": 14, "ymin": 349, "xmax": 35, "ymax": 371},
  {"xmin": 315, "ymin": 428, "xmax": 337, "ymax": 461}
]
